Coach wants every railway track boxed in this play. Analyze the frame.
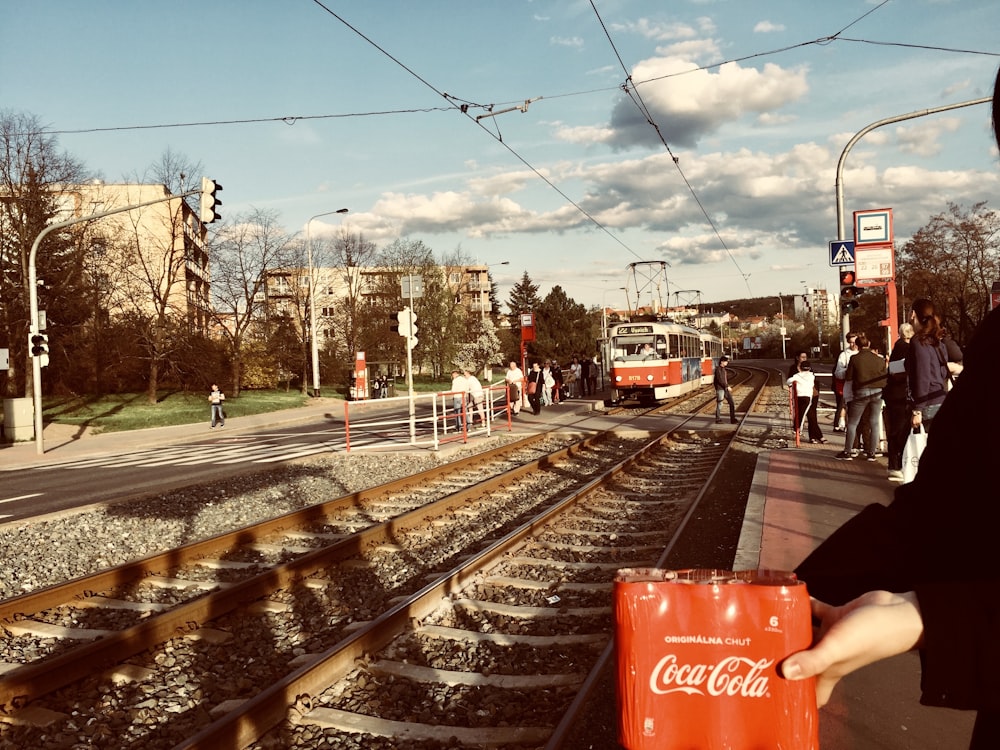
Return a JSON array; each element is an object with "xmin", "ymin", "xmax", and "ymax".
[{"xmin": 0, "ymin": 375, "xmax": 768, "ymax": 749}]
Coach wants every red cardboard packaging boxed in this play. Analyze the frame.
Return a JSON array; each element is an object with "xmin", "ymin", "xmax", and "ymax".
[{"xmin": 615, "ymin": 568, "xmax": 818, "ymax": 749}]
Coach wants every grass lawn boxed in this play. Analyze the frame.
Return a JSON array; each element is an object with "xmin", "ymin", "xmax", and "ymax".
[
  {"xmin": 31, "ymin": 374, "xmax": 466, "ymax": 434},
  {"xmin": 40, "ymin": 390, "xmax": 316, "ymax": 434}
]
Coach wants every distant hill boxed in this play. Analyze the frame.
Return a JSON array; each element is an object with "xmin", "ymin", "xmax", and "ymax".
[{"xmin": 698, "ymin": 296, "xmax": 787, "ymax": 322}]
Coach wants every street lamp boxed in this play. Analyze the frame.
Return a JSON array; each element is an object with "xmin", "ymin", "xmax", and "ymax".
[
  {"xmin": 306, "ymin": 208, "xmax": 348, "ymax": 397},
  {"xmin": 777, "ymin": 294, "xmax": 786, "ymax": 359}
]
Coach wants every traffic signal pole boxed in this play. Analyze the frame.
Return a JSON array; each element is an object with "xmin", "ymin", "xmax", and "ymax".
[
  {"xmin": 834, "ymin": 96, "xmax": 989, "ymax": 349},
  {"xmin": 27, "ymin": 187, "xmax": 204, "ymax": 455}
]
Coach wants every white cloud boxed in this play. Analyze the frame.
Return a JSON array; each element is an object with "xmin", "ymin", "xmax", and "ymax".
[
  {"xmin": 894, "ymin": 118, "xmax": 961, "ymax": 157},
  {"xmin": 550, "ymin": 36, "xmax": 584, "ymax": 48},
  {"xmin": 606, "ymin": 57, "xmax": 810, "ymax": 149},
  {"xmin": 753, "ymin": 21, "xmax": 786, "ymax": 33}
]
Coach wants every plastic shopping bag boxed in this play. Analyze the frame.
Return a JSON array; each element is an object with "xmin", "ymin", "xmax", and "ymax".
[{"xmin": 901, "ymin": 425, "xmax": 927, "ymax": 484}]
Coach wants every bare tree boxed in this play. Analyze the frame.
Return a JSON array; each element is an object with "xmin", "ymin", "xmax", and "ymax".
[
  {"xmin": 318, "ymin": 228, "xmax": 379, "ymax": 368},
  {"xmin": 210, "ymin": 208, "xmax": 293, "ymax": 396},
  {"xmin": 897, "ymin": 201, "xmax": 1000, "ymax": 345},
  {"xmin": 0, "ymin": 110, "xmax": 89, "ymax": 397},
  {"xmin": 107, "ymin": 151, "xmax": 202, "ymax": 403}
]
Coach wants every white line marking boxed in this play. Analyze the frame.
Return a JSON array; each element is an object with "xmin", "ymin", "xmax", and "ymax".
[{"xmin": 1, "ymin": 493, "xmax": 42, "ymax": 504}]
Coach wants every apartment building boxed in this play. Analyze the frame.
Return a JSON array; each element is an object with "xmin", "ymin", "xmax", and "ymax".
[
  {"xmin": 264, "ymin": 263, "xmax": 497, "ymax": 345},
  {"xmin": 55, "ymin": 181, "xmax": 212, "ymax": 332}
]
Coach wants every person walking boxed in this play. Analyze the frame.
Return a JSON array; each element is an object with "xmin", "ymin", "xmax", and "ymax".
[
  {"xmin": 579, "ymin": 356, "xmax": 592, "ymax": 396},
  {"xmin": 504, "ymin": 361, "xmax": 524, "ymax": 416},
  {"xmin": 787, "ymin": 362, "xmax": 826, "ymax": 444},
  {"xmin": 551, "ymin": 360, "xmax": 563, "ymax": 403},
  {"xmin": 208, "ymin": 384, "xmax": 226, "ymax": 429},
  {"xmin": 835, "ymin": 333, "xmax": 887, "ymax": 461},
  {"xmin": 906, "ymin": 298, "xmax": 950, "ymax": 434},
  {"xmin": 713, "ymin": 355, "xmax": 737, "ymax": 424},
  {"xmin": 787, "ymin": 350, "xmax": 821, "ymax": 437},
  {"xmin": 586, "ymin": 354, "xmax": 599, "ymax": 396},
  {"xmin": 884, "ymin": 323, "xmax": 914, "ymax": 481}
]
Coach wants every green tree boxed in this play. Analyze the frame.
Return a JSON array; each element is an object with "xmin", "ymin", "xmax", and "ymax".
[
  {"xmin": 534, "ymin": 285, "xmax": 592, "ymax": 364},
  {"xmin": 210, "ymin": 208, "xmax": 292, "ymax": 396},
  {"xmin": 504, "ymin": 271, "xmax": 542, "ymax": 361},
  {"xmin": 316, "ymin": 229, "xmax": 380, "ymax": 374}
]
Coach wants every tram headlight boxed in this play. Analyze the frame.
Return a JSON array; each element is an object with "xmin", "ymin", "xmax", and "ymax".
[
  {"xmin": 615, "ymin": 375, "xmax": 622, "ymax": 382},
  {"xmin": 647, "ymin": 374, "xmax": 654, "ymax": 381}
]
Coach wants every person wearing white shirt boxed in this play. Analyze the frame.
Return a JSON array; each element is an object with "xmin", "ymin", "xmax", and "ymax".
[
  {"xmin": 463, "ymin": 368, "xmax": 486, "ymax": 426},
  {"xmin": 787, "ymin": 363, "xmax": 827, "ymax": 443},
  {"xmin": 833, "ymin": 333, "xmax": 859, "ymax": 431},
  {"xmin": 504, "ymin": 361, "xmax": 524, "ymax": 415}
]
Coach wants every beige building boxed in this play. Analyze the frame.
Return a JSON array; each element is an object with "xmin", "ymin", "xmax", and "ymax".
[
  {"xmin": 55, "ymin": 182, "xmax": 212, "ymax": 332},
  {"xmin": 265, "ymin": 263, "xmax": 497, "ymax": 344}
]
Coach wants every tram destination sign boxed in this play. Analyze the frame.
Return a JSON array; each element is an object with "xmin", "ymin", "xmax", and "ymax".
[{"xmin": 615, "ymin": 325, "xmax": 654, "ymax": 335}]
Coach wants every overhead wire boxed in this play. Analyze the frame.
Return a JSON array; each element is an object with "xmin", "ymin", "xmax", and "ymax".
[
  {"xmin": 23, "ymin": 0, "xmax": 994, "ymax": 278},
  {"xmin": 590, "ymin": 0, "xmax": 753, "ymax": 296},
  {"xmin": 307, "ymin": 0, "xmax": 649, "ymax": 263}
]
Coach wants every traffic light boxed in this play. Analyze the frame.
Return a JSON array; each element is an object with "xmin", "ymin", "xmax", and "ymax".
[
  {"xmin": 840, "ymin": 268, "xmax": 863, "ymax": 313},
  {"xmin": 29, "ymin": 333, "xmax": 48, "ymax": 357},
  {"xmin": 391, "ymin": 309, "xmax": 410, "ymax": 337},
  {"xmin": 408, "ymin": 309, "xmax": 418, "ymax": 349},
  {"xmin": 199, "ymin": 177, "xmax": 222, "ymax": 223}
]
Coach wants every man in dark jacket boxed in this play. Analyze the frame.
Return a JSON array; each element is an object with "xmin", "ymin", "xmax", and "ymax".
[
  {"xmin": 713, "ymin": 355, "xmax": 736, "ymax": 424},
  {"xmin": 835, "ymin": 333, "xmax": 887, "ymax": 461}
]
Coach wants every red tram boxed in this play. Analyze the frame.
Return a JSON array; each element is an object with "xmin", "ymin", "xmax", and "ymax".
[{"xmin": 608, "ymin": 321, "xmax": 723, "ymax": 403}]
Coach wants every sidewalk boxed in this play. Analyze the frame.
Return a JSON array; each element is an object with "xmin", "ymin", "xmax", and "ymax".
[{"xmin": 0, "ymin": 398, "xmax": 345, "ymax": 471}]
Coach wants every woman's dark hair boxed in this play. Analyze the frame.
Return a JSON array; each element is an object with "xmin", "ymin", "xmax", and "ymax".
[
  {"xmin": 911, "ymin": 298, "xmax": 942, "ymax": 343},
  {"xmin": 993, "ymin": 66, "xmax": 1000, "ymax": 148}
]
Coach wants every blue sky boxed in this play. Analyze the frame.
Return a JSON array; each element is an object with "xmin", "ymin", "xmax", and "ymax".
[{"xmin": 3, "ymin": 0, "xmax": 999, "ymax": 310}]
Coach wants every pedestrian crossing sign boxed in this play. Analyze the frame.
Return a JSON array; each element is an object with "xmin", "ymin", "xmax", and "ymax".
[{"xmin": 829, "ymin": 240, "xmax": 855, "ymax": 266}]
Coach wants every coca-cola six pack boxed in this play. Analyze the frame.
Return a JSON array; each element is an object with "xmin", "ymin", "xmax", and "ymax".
[{"xmin": 615, "ymin": 568, "xmax": 818, "ymax": 749}]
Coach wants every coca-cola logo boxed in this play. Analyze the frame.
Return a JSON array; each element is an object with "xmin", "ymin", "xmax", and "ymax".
[{"xmin": 649, "ymin": 654, "xmax": 773, "ymax": 698}]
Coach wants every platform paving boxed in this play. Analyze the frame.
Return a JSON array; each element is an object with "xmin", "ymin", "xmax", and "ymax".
[{"xmin": 737, "ymin": 446, "xmax": 975, "ymax": 749}]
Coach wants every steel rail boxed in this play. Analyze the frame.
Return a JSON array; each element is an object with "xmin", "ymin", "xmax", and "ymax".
[{"xmin": 0, "ymin": 431, "xmax": 561, "ymax": 709}]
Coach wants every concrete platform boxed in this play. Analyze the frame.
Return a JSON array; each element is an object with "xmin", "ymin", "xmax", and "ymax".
[{"xmin": 737, "ymin": 447, "xmax": 975, "ymax": 749}]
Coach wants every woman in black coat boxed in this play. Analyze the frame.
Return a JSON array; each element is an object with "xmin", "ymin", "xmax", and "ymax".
[{"xmin": 784, "ymin": 67, "xmax": 1000, "ymax": 749}]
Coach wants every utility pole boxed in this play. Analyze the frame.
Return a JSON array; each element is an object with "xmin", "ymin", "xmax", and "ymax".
[{"xmin": 28, "ymin": 187, "xmax": 205, "ymax": 455}]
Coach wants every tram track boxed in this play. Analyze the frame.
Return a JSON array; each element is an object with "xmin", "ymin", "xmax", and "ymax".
[
  {"xmin": 0, "ymin": 374, "xmax": 771, "ymax": 749},
  {"xmin": 192, "ymin": 426, "xmax": 736, "ymax": 750}
]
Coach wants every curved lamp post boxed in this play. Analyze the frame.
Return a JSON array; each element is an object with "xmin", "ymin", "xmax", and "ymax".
[{"xmin": 305, "ymin": 208, "xmax": 348, "ymax": 396}]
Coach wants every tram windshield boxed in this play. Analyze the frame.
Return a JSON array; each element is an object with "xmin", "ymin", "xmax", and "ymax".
[{"xmin": 611, "ymin": 335, "xmax": 667, "ymax": 361}]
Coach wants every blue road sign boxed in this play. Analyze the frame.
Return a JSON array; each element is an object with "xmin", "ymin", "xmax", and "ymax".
[{"xmin": 829, "ymin": 240, "xmax": 856, "ymax": 266}]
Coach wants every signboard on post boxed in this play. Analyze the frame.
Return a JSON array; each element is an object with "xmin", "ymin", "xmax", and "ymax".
[
  {"xmin": 400, "ymin": 275, "xmax": 424, "ymax": 299},
  {"xmin": 854, "ymin": 208, "xmax": 893, "ymax": 246},
  {"xmin": 829, "ymin": 240, "xmax": 856, "ymax": 267},
  {"xmin": 520, "ymin": 312, "xmax": 535, "ymax": 342},
  {"xmin": 855, "ymin": 245, "xmax": 895, "ymax": 286}
]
